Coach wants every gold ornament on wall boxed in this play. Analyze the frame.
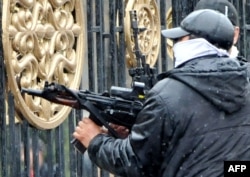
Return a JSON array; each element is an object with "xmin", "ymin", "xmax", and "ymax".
[
  {"xmin": 2, "ymin": 0, "xmax": 86, "ymax": 129},
  {"xmin": 124, "ymin": 0, "xmax": 161, "ymax": 68}
]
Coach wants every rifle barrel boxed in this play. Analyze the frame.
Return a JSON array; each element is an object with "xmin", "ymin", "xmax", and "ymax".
[{"xmin": 21, "ymin": 88, "xmax": 44, "ymax": 97}]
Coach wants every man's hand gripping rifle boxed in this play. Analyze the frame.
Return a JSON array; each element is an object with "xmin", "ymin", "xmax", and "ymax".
[{"xmin": 21, "ymin": 10, "xmax": 157, "ymax": 153}]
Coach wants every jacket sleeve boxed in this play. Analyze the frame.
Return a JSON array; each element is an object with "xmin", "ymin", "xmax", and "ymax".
[{"xmin": 87, "ymin": 88, "xmax": 174, "ymax": 177}]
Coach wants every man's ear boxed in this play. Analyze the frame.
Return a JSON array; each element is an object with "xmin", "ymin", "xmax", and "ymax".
[{"xmin": 233, "ymin": 26, "xmax": 240, "ymax": 45}]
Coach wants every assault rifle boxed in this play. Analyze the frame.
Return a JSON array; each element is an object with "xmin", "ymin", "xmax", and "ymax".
[
  {"xmin": 21, "ymin": 81, "xmax": 145, "ymax": 153},
  {"xmin": 128, "ymin": 10, "xmax": 157, "ymax": 89},
  {"xmin": 21, "ymin": 10, "xmax": 157, "ymax": 153}
]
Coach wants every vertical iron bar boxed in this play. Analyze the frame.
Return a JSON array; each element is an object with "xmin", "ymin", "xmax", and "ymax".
[
  {"xmin": 55, "ymin": 125, "xmax": 65, "ymax": 177},
  {"xmin": 22, "ymin": 120, "xmax": 31, "ymax": 177},
  {"xmin": 15, "ymin": 124, "xmax": 22, "ymax": 177},
  {"xmin": 110, "ymin": 0, "xmax": 126, "ymax": 87},
  {"xmin": 87, "ymin": 0, "xmax": 95, "ymax": 91},
  {"xmin": 159, "ymin": 0, "xmax": 168, "ymax": 72},
  {"xmin": 32, "ymin": 129, "xmax": 40, "ymax": 177},
  {"xmin": 0, "ymin": 91, "xmax": 7, "ymax": 177},
  {"xmin": 0, "ymin": 1, "xmax": 7, "ymax": 176},
  {"xmin": 46, "ymin": 130, "xmax": 55, "ymax": 177},
  {"xmin": 117, "ymin": 0, "xmax": 126, "ymax": 87},
  {"xmin": 96, "ymin": 0, "xmax": 105, "ymax": 92},
  {"xmin": 109, "ymin": 0, "xmax": 118, "ymax": 86},
  {"xmin": 69, "ymin": 111, "xmax": 77, "ymax": 177},
  {"xmin": 8, "ymin": 92, "xmax": 17, "ymax": 177}
]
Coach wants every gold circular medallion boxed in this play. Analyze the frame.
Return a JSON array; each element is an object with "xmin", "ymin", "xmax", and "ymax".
[{"xmin": 2, "ymin": 0, "xmax": 86, "ymax": 129}]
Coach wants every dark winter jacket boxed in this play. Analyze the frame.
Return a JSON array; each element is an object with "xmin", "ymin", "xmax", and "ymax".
[{"xmin": 88, "ymin": 56, "xmax": 250, "ymax": 177}]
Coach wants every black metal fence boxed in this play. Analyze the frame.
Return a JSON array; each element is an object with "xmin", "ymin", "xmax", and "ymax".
[{"xmin": 1, "ymin": 0, "xmax": 249, "ymax": 177}]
